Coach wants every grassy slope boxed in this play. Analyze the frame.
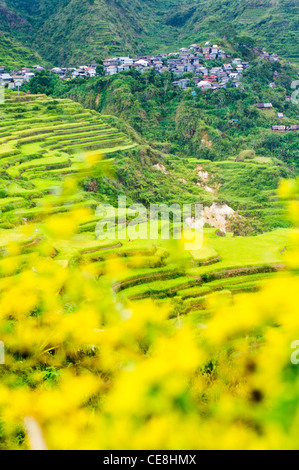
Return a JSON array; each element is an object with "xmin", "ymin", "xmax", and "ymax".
[
  {"xmin": 0, "ymin": 0, "xmax": 183, "ymax": 65},
  {"xmin": 49, "ymin": 59, "xmax": 297, "ymax": 232},
  {"xmin": 0, "ymin": 91, "xmax": 135, "ymax": 225},
  {"xmin": 0, "ymin": 33, "xmax": 44, "ymax": 69},
  {"xmin": 0, "ymin": 0, "xmax": 298, "ymax": 66},
  {"xmin": 0, "ymin": 90, "xmax": 292, "ymax": 320},
  {"xmin": 176, "ymin": 0, "xmax": 299, "ymax": 64}
]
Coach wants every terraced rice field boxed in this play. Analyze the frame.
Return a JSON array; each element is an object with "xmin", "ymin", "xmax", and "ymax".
[
  {"xmin": 0, "ymin": 91, "xmax": 291, "ymax": 320},
  {"xmin": 0, "ymin": 92, "xmax": 136, "ymax": 225}
]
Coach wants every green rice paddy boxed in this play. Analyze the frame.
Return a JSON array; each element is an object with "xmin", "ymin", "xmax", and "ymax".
[{"xmin": 0, "ymin": 91, "xmax": 291, "ymax": 318}]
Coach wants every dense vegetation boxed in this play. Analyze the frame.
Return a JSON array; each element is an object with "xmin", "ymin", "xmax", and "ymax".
[
  {"xmin": 23, "ymin": 57, "xmax": 299, "ymax": 232},
  {"xmin": 27, "ymin": 60, "xmax": 299, "ymax": 163},
  {"xmin": 0, "ymin": 0, "xmax": 298, "ymax": 451},
  {"xmin": 0, "ymin": 90, "xmax": 290, "ymax": 315},
  {"xmin": 0, "ymin": 33, "xmax": 44, "ymax": 69},
  {"xmin": 0, "ymin": 0, "xmax": 298, "ymax": 66},
  {"xmin": 0, "ymin": 93, "xmax": 298, "ymax": 448}
]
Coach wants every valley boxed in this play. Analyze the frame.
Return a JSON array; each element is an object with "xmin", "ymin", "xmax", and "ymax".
[
  {"xmin": 0, "ymin": 0, "xmax": 298, "ymax": 452},
  {"xmin": 0, "ymin": 92, "xmax": 293, "ymax": 322}
]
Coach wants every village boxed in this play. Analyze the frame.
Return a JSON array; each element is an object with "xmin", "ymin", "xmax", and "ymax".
[
  {"xmin": 101, "ymin": 43, "xmax": 249, "ymax": 91},
  {"xmin": 0, "ymin": 42, "xmax": 282, "ymax": 91},
  {"xmin": 0, "ymin": 42, "xmax": 298, "ymax": 132}
]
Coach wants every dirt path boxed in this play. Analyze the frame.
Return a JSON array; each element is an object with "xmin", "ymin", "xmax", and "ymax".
[{"xmin": 82, "ymin": 243, "xmax": 122, "ymax": 254}]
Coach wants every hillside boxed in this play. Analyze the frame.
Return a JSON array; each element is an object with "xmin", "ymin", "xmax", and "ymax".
[
  {"xmin": 0, "ymin": 0, "xmax": 298, "ymax": 66},
  {"xmin": 1, "ymin": 0, "xmax": 299, "ymax": 452},
  {"xmin": 24, "ymin": 59, "xmax": 298, "ymax": 233},
  {"xmin": 1, "ymin": 93, "xmax": 299, "ymax": 451},
  {"xmin": 170, "ymin": 0, "xmax": 299, "ymax": 65},
  {"xmin": 0, "ymin": 90, "xmax": 291, "ymax": 321},
  {"xmin": 0, "ymin": 33, "xmax": 44, "ymax": 69}
]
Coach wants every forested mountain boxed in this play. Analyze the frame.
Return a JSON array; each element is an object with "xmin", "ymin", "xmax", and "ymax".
[{"xmin": 0, "ymin": 0, "xmax": 298, "ymax": 66}]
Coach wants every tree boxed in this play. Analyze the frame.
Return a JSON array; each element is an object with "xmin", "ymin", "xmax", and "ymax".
[
  {"xmin": 96, "ymin": 64, "xmax": 105, "ymax": 76},
  {"xmin": 162, "ymin": 70, "xmax": 173, "ymax": 97},
  {"xmin": 26, "ymin": 70, "xmax": 60, "ymax": 95}
]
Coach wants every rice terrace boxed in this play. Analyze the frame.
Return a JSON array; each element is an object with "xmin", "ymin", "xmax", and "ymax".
[
  {"xmin": 0, "ymin": 92, "xmax": 290, "ymax": 316},
  {"xmin": 0, "ymin": 0, "xmax": 299, "ymax": 454}
]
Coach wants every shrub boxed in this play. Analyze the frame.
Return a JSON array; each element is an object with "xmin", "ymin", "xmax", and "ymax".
[{"xmin": 0, "ymin": 190, "xmax": 8, "ymax": 199}]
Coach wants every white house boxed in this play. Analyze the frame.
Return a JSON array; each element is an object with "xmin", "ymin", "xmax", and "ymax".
[
  {"xmin": 24, "ymin": 72, "xmax": 35, "ymax": 83},
  {"xmin": 232, "ymin": 58, "xmax": 242, "ymax": 66},
  {"xmin": 106, "ymin": 66, "xmax": 118, "ymax": 75},
  {"xmin": 87, "ymin": 67, "xmax": 97, "ymax": 77},
  {"xmin": 135, "ymin": 59, "xmax": 149, "ymax": 67},
  {"xmin": 0, "ymin": 73, "xmax": 13, "ymax": 83},
  {"xmin": 197, "ymin": 80, "xmax": 212, "ymax": 89},
  {"xmin": 118, "ymin": 57, "xmax": 133, "ymax": 66},
  {"xmin": 33, "ymin": 65, "xmax": 44, "ymax": 72}
]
